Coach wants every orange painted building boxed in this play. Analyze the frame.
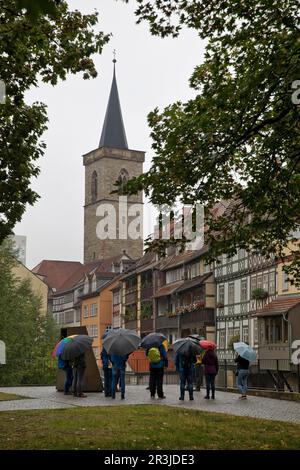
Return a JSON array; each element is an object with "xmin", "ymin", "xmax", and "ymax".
[{"xmin": 81, "ymin": 277, "xmax": 121, "ymax": 366}]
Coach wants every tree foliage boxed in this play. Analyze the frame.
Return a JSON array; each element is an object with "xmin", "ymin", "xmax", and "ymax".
[
  {"xmin": 0, "ymin": 241, "xmax": 59, "ymax": 385},
  {"xmin": 125, "ymin": 1, "xmax": 300, "ymax": 282},
  {"xmin": 0, "ymin": 0, "xmax": 110, "ymax": 242}
]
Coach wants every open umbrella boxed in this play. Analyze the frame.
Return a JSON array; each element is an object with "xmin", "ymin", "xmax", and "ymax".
[
  {"xmin": 140, "ymin": 332, "xmax": 167, "ymax": 350},
  {"xmin": 52, "ymin": 335, "xmax": 93, "ymax": 360},
  {"xmin": 199, "ymin": 339, "xmax": 216, "ymax": 350},
  {"xmin": 233, "ymin": 342, "xmax": 257, "ymax": 362},
  {"xmin": 188, "ymin": 334, "xmax": 205, "ymax": 343},
  {"xmin": 173, "ymin": 337, "xmax": 203, "ymax": 356},
  {"xmin": 102, "ymin": 328, "xmax": 141, "ymax": 355}
]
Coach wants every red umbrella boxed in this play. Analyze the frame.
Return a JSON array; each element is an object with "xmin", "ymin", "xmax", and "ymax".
[{"xmin": 200, "ymin": 339, "xmax": 216, "ymax": 350}]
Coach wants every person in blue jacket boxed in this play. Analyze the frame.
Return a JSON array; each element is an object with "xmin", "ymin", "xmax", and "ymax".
[
  {"xmin": 58, "ymin": 354, "xmax": 73, "ymax": 395},
  {"xmin": 110, "ymin": 353, "xmax": 129, "ymax": 399},
  {"xmin": 101, "ymin": 347, "xmax": 112, "ymax": 397},
  {"xmin": 146, "ymin": 344, "xmax": 168, "ymax": 399}
]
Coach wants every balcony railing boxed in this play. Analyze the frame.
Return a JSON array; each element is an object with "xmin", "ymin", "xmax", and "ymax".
[
  {"xmin": 141, "ymin": 318, "xmax": 154, "ymax": 333},
  {"xmin": 125, "ymin": 292, "xmax": 137, "ymax": 305},
  {"xmin": 124, "ymin": 319, "xmax": 138, "ymax": 331},
  {"xmin": 180, "ymin": 308, "xmax": 214, "ymax": 327},
  {"xmin": 156, "ymin": 315, "xmax": 179, "ymax": 330}
]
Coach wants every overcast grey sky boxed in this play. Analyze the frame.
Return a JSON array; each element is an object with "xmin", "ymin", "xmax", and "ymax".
[{"xmin": 15, "ymin": 0, "xmax": 205, "ymax": 269}]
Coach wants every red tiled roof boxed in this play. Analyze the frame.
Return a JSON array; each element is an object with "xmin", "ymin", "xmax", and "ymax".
[
  {"xmin": 255, "ymin": 295, "xmax": 300, "ymax": 317},
  {"xmin": 154, "ymin": 280, "xmax": 185, "ymax": 298},
  {"xmin": 32, "ymin": 260, "xmax": 83, "ymax": 290}
]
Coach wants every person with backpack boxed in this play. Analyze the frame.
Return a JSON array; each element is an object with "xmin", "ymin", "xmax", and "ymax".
[
  {"xmin": 175, "ymin": 352, "xmax": 195, "ymax": 401},
  {"xmin": 146, "ymin": 344, "xmax": 168, "ymax": 399},
  {"xmin": 202, "ymin": 348, "xmax": 219, "ymax": 399},
  {"xmin": 110, "ymin": 353, "xmax": 129, "ymax": 400},
  {"xmin": 234, "ymin": 354, "xmax": 250, "ymax": 399},
  {"xmin": 58, "ymin": 354, "xmax": 73, "ymax": 395},
  {"xmin": 101, "ymin": 347, "xmax": 112, "ymax": 397}
]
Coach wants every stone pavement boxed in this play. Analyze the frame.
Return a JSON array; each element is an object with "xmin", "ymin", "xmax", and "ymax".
[{"xmin": 0, "ymin": 385, "xmax": 299, "ymax": 423}]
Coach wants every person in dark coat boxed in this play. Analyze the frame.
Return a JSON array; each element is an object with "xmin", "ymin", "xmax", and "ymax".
[
  {"xmin": 235, "ymin": 354, "xmax": 250, "ymax": 399},
  {"xmin": 101, "ymin": 347, "xmax": 112, "ymax": 397},
  {"xmin": 73, "ymin": 353, "xmax": 87, "ymax": 398},
  {"xmin": 202, "ymin": 348, "xmax": 219, "ymax": 399},
  {"xmin": 110, "ymin": 354, "xmax": 129, "ymax": 399},
  {"xmin": 146, "ymin": 344, "xmax": 168, "ymax": 399},
  {"xmin": 175, "ymin": 352, "xmax": 195, "ymax": 401}
]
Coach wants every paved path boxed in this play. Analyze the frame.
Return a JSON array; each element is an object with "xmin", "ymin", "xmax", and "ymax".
[{"xmin": 0, "ymin": 385, "xmax": 299, "ymax": 423}]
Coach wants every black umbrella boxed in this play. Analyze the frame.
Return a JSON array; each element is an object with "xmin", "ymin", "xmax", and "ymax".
[
  {"xmin": 173, "ymin": 337, "xmax": 203, "ymax": 356},
  {"xmin": 140, "ymin": 332, "xmax": 167, "ymax": 349},
  {"xmin": 102, "ymin": 328, "xmax": 141, "ymax": 355},
  {"xmin": 61, "ymin": 335, "xmax": 93, "ymax": 360}
]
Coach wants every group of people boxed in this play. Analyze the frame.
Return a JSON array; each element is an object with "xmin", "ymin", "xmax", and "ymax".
[
  {"xmin": 145, "ymin": 345, "xmax": 250, "ymax": 401},
  {"xmin": 60, "ymin": 345, "xmax": 250, "ymax": 401}
]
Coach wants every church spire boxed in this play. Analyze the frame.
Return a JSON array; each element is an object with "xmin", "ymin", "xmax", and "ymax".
[{"xmin": 99, "ymin": 53, "xmax": 128, "ymax": 149}]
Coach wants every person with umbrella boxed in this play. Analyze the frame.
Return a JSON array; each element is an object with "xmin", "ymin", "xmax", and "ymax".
[
  {"xmin": 102, "ymin": 328, "xmax": 141, "ymax": 400},
  {"xmin": 175, "ymin": 352, "xmax": 196, "ymax": 401},
  {"xmin": 52, "ymin": 334, "xmax": 93, "ymax": 398},
  {"xmin": 201, "ymin": 342, "xmax": 219, "ymax": 400},
  {"xmin": 173, "ymin": 337, "xmax": 203, "ymax": 401},
  {"xmin": 140, "ymin": 333, "xmax": 168, "ymax": 399},
  {"xmin": 233, "ymin": 342, "xmax": 256, "ymax": 400},
  {"xmin": 73, "ymin": 352, "xmax": 87, "ymax": 398}
]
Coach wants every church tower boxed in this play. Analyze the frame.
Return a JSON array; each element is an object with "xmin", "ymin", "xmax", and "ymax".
[{"xmin": 83, "ymin": 60, "xmax": 145, "ymax": 263}]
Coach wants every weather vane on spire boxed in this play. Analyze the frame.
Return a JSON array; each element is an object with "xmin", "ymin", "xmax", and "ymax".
[{"xmin": 113, "ymin": 49, "xmax": 117, "ymax": 64}]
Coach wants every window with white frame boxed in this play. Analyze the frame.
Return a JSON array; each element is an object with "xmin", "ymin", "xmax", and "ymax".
[
  {"xmin": 241, "ymin": 279, "xmax": 247, "ymax": 302},
  {"xmin": 282, "ymin": 269, "xmax": 289, "ymax": 291},
  {"xmin": 90, "ymin": 303, "xmax": 98, "ymax": 317},
  {"xmin": 218, "ymin": 285, "xmax": 225, "ymax": 304},
  {"xmin": 83, "ymin": 305, "xmax": 89, "ymax": 318},
  {"xmin": 83, "ymin": 278, "xmax": 89, "ymax": 294},
  {"xmin": 242, "ymin": 325, "xmax": 249, "ymax": 344},
  {"xmin": 190, "ymin": 262, "xmax": 201, "ymax": 279},
  {"xmin": 166, "ymin": 267, "xmax": 183, "ymax": 284},
  {"xmin": 269, "ymin": 271, "xmax": 276, "ymax": 295},
  {"xmin": 88, "ymin": 325, "xmax": 98, "ymax": 338},
  {"xmin": 219, "ymin": 329, "xmax": 226, "ymax": 349},
  {"xmin": 228, "ymin": 282, "xmax": 235, "ymax": 305}
]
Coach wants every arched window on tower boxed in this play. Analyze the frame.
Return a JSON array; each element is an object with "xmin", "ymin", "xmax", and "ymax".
[
  {"xmin": 91, "ymin": 171, "xmax": 98, "ymax": 202},
  {"xmin": 118, "ymin": 168, "xmax": 129, "ymax": 194}
]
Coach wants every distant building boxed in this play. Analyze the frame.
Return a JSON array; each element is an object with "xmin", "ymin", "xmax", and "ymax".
[
  {"xmin": 12, "ymin": 261, "xmax": 48, "ymax": 315},
  {"xmin": 11, "ymin": 235, "xmax": 27, "ymax": 266}
]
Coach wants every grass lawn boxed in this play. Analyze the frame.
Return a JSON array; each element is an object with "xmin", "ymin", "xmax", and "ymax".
[
  {"xmin": 0, "ymin": 405, "xmax": 299, "ymax": 450},
  {"xmin": 0, "ymin": 392, "xmax": 29, "ymax": 401}
]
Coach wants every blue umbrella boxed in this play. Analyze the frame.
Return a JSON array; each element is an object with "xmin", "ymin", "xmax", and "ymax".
[{"xmin": 233, "ymin": 342, "xmax": 257, "ymax": 362}]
